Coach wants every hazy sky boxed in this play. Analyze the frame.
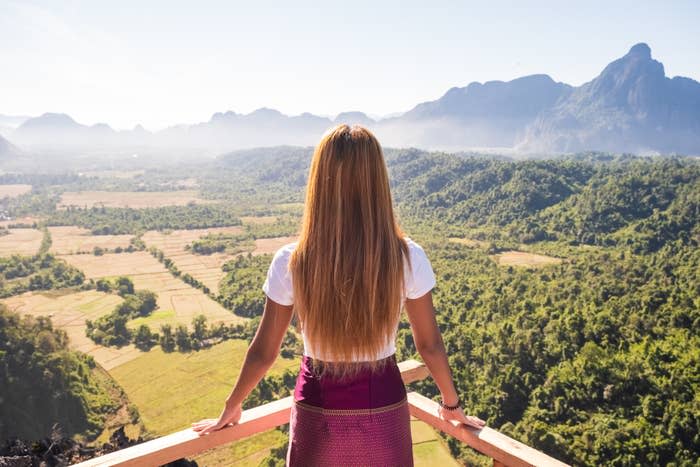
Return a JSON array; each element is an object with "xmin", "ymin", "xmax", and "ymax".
[{"xmin": 2, "ymin": 0, "xmax": 698, "ymax": 130}]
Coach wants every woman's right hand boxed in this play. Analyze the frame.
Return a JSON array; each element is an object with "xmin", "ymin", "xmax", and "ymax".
[{"xmin": 438, "ymin": 406, "xmax": 486, "ymax": 429}]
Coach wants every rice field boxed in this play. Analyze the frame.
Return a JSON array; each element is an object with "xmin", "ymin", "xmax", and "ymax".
[
  {"xmin": 0, "ymin": 184, "xmax": 32, "ymax": 198},
  {"xmin": 0, "ymin": 228, "xmax": 43, "ymax": 255},
  {"xmin": 1, "ymin": 289, "xmax": 142, "ymax": 370},
  {"xmin": 492, "ymin": 250, "xmax": 563, "ymax": 267},
  {"xmin": 58, "ymin": 252, "xmax": 245, "ymax": 330},
  {"xmin": 48, "ymin": 226, "xmax": 134, "ymax": 254},
  {"xmin": 141, "ymin": 224, "xmax": 291, "ymax": 295},
  {"xmin": 110, "ymin": 340, "xmax": 297, "ymax": 465},
  {"xmin": 142, "ymin": 226, "xmax": 245, "ymax": 295},
  {"xmin": 57, "ymin": 190, "xmax": 216, "ymax": 209},
  {"xmin": 252, "ymin": 236, "xmax": 298, "ymax": 255}
]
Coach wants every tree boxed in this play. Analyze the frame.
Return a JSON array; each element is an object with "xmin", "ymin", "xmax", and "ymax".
[
  {"xmin": 96, "ymin": 278, "xmax": 112, "ymax": 292},
  {"xmin": 175, "ymin": 324, "xmax": 191, "ymax": 352},
  {"xmin": 160, "ymin": 324, "xmax": 175, "ymax": 352},
  {"xmin": 135, "ymin": 290, "xmax": 158, "ymax": 316},
  {"xmin": 134, "ymin": 325, "xmax": 155, "ymax": 351},
  {"xmin": 116, "ymin": 276, "xmax": 134, "ymax": 296},
  {"xmin": 192, "ymin": 315, "xmax": 208, "ymax": 343}
]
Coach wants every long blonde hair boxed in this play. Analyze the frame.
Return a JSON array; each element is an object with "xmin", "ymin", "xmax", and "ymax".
[{"xmin": 289, "ymin": 124, "xmax": 409, "ymax": 367}]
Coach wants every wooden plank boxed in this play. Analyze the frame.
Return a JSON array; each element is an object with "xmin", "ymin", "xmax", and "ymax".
[
  {"xmin": 73, "ymin": 396, "xmax": 293, "ymax": 467},
  {"xmin": 74, "ymin": 360, "xmax": 429, "ymax": 466},
  {"xmin": 407, "ymin": 392, "xmax": 570, "ymax": 467},
  {"xmin": 398, "ymin": 359, "xmax": 430, "ymax": 384}
]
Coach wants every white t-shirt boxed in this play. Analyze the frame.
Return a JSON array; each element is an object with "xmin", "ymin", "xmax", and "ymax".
[{"xmin": 262, "ymin": 237, "xmax": 437, "ymax": 361}]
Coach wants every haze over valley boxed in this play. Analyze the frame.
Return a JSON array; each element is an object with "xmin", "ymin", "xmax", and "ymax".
[{"xmin": 2, "ymin": 43, "xmax": 699, "ymax": 164}]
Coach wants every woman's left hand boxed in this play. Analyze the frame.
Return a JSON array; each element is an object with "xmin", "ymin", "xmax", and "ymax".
[{"xmin": 191, "ymin": 402, "xmax": 242, "ymax": 436}]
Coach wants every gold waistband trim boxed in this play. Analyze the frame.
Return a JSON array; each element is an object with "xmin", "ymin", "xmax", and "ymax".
[{"xmin": 294, "ymin": 397, "xmax": 407, "ymax": 416}]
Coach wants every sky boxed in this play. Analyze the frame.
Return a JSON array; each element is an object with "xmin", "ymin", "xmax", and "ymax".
[{"xmin": 1, "ymin": 0, "xmax": 698, "ymax": 131}]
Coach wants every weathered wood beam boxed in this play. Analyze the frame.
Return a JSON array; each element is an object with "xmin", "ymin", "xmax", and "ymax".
[{"xmin": 407, "ymin": 392, "xmax": 570, "ymax": 467}]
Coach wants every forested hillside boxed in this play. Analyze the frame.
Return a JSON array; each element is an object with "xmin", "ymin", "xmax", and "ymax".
[
  {"xmin": 0, "ymin": 305, "xmax": 135, "ymax": 440},
  {"xmin": 209, "ymin": 148, "xmax": 700, "ymax": 465}
]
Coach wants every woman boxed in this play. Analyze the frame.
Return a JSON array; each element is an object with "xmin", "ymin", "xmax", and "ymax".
[{"xmin": 192, "ymin": 124, "xmax": 485, "ymax": 465}]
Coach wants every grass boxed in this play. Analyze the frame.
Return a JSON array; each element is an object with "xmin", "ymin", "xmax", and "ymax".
[
  {"xmin": 128, "ymin": 309, "xmax": 176, "ymax": 328},
  {"xmin": 192, "ymin": 429, "xmax": 288, "ymax": 466},
  {"xmin": 109, "ymin": 339, "xmax": 297, "ymax": 435},
  {"xmin": 411, "ymin": 418, "xmax": 461, "ymax": 467},
  {"xmin": 109, "ymin": 339, "xmax": 298, "ymax": 465}
]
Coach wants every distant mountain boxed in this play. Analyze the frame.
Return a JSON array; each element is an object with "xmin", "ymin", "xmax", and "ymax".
[
  {"xmin": 3, "ymin": 43, "xmax": 699, "ymax": 156},
  {"xmin": 0, "ymin": 114, "xmax": 31, "ymax": 138},
  {"xmin": 334, "ymin": 112, "xmax": 375, "ymax": 126},
  {"xmin": 0, "ymin": 134, "xmax": 19, "ymax": 158},
  {"xmin": 13, "ymin": 113, "xmax": 119, "ymax": 150},
  {"xmin": 375, "ymin": 74, "xmax": 572, "ymax": 149},
  {"xmin": 519, "ymin": 43, "xmax": 700, "ymax": 154}
]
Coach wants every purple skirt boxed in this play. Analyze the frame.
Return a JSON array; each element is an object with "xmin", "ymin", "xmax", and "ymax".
[{"xmin": 286, "ymin": 354, "xmax": 413, "ymax": 466}]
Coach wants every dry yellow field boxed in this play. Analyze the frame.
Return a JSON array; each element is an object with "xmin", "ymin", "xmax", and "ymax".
[
  {"xmin": 0, "ymin": 184, "xmax": 32, "ymax": 198},
  {"xmin": 57, "ymin": 190, "xmax": 215, "ymax": 209},
  {"xmin": 58, "ymin": 252, "xmax": 245, "ymax": 329},
  {"xmin": 0, "ymin": 228, "xmax": 43, "ymax": 255},
  {"xmin": 49, "ymin": 226, "xmax": 134, "ymax": 254},
  {"xmin": 492, "ymin": 250, "xmax": 563, "ymax": 267},
  {"xmin": 1, "ymin": 289, "xmax": 142, "ymax": 370},
  {"xmin": 142, "ymin": 226, "xmax": 245, "ymax": 294},
  {"xmin": 252, "ymin": 236, "xmax": 298, "ymax": 255}
]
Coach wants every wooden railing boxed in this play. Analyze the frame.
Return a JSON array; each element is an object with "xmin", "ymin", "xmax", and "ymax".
[{"xmin": 74, "ymin": 360, "xmax": 568, "ymax": 467}]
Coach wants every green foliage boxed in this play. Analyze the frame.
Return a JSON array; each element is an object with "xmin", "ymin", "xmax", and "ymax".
[
  {"xmin": 219, "ymin": 254, "xmax": 271, "ymax": 317},
  {"xmin": 159, "ymin": 324, "xmax": 176, "ymax": 352},
  {"xmin": 400, "ymin": 238, "xmax": 699, "ymax": 466},
  {"xmin": 0, "ymin": 305, "xmax": 123, "ymax": 440},
  {"xmin": 47, "ymin": 204, "xmax": 243, "ymax": 235},
  {"xmin": 0, "ymin": 253, "xmax": 85, "ymax": 298},
  {"xmin": 85, "ymin": 280, "xmax": 158, "ymax": 347},
  {"xmin": 133, "ymin": 324, "xmax": 157, "ymax": 351}
]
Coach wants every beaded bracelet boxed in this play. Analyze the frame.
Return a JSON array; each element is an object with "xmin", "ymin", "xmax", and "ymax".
[{"xmin": 440, "ymin": 398, "xmax": 461, "ymax": 411}]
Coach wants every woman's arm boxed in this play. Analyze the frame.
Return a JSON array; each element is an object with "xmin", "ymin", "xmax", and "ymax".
[
  {"xmin": 404, "ymin": 290, "xmax": 485, "ymax": 429},
  {"xmin": 192, "ymin": 297, "xmax": 294, "ymax": 436}
]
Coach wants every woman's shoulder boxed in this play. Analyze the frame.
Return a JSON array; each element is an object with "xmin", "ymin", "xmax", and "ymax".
[
  {"xmin": 275, "ymin": 241, "xmax": 298, "ymax": 256},
  {"xmin": 269, "ymin": 241, "xmax": 298, "ymax": 267},
  {"xmin": 402, "ymin": 236, "xmax": 428, "ymax": 256}
]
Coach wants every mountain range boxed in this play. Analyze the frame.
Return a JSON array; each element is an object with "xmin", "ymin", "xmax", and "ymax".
[{"xmin": 2, "ymin": 43, "xmax": 699, "ymax": 158}]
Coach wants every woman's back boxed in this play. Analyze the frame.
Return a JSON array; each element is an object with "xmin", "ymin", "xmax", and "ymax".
[{"xmin": 263, "ymin": 236, "xmax": 437, "ymax": 362}]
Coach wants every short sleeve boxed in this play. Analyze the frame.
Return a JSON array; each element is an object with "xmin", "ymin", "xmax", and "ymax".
[
  {"xmin": 262, "ymin": 244, "xmax": 295, "ymax": 306},
  {"xmin": 405, "ymin": 239, "xmax": 437, "ymax": 299}
]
